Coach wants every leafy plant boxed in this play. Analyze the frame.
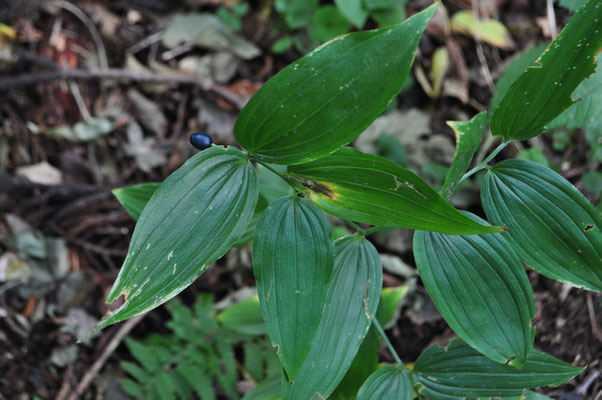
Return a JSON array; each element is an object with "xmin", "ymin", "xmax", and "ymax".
[
  {"xmin": 271, "ymin": 0, "xmax": 408, "ymax": 53},
  {"xmin": 93, "ymin": 1, "xmax": 601, "ymax": 398},
  {"xmin": 120, "ymin": 294, "xmax": 280, "ymax": 399}
]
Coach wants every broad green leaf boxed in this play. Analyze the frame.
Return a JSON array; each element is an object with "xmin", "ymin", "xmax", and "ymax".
[
  {"xmin": 253, "ymin": 196, "xmax": 334, "ymax": 381},
  {"xmin": 112, "ymin": 181, "xmax": 266, "ymax": 247},
  {"xmin": 282, "ymin": 235, "xmax": 382, "ymax": 399},
  {"xmin": 371, "ymin": 6, "xmax": 405, "ymax": 27},
  {"xmin": 549, "ymin": 53, "xmax": 602, "ymax": 162},
  {"xmin": 218, "ymin": 295, "xmax": 266, "ymax": 336},
  {"xmin": 334, "ymin": 0, "xmax": 367, "ymax": 27},
  {"xmin": 490, "ymin": 0, "xmax": 602, "ymax": 140},
  {"xmin": 440, "ymin": 111, "xmax": 486, "ymax": 200},
  {"xmin": 234, "ymin": 194, "xmax": 269, "ymax": 246},
  {"xmin": 288, "ymin": 147, "xmax": 503, "ymax": 235},
  {"xmin": 582, "ymin": 171, "xmax": 602, "ymax": 192},
  {"xmin": 86, "ymin": 146, "xmax": 259, "ymax": 336},
  {"xmin": 413, "ymin": 338, "xmax": 584, "ymax": 399},
  {"xmin": 357, "ymin": 366, "xmax": 412, "ymax": 400},
  {"xmin": 310, "ymin": 6, "xmax": 351, "ymax": 43},
  {"xmin": 330, "ymin": 285, "xmax": 409, "ymax": 399},
  {"xmin": 234, "ymin": 5, "xmax": 437, "ymax": 165},
  {"xmin": 258, "ymin": 164, "xmax": 294, "ymax": 203},
  {"xmin": 242, "ymin": 375, "xmax": 282, "ymax": 400},
  {"xmin": 113, "ymin": 182, "xmax": 160, "ymax": 220},
  {"xmin": 489, "ymin": 43, "xmax": 549, "ymax": 117},
  {"xmin": 413, "ymin": 212, "xmax": 535, "ymax": 367},
  {"xmin": 482, "ymin": 159, "xmax": 602, "ymax": 292},
  {"xmin": 450, "ymin": 11, "xmax": 513, "ymax": 49}
]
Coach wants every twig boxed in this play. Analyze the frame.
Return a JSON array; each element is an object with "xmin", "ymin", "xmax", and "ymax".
[
  {"xmin": 546, "ymin": 0, "xmax": 558, "ymax": 38},
  {"xmin": 471, "ymin": 0, "xmax": 495, "ymax": 92},
  {"xmin": 0, "ymin": 67, "xmax": 246, "ymax": 109},
  {"xmin": 586, "ymin": 293, "xmax": 602, "ymax": 341},
  {"xmin": 68, "ymin": 314, "xmax": 145, "ymax": 400},
  {"xmin": 53, "ymin": 0, "xmax": 108, "ymax": 69}
]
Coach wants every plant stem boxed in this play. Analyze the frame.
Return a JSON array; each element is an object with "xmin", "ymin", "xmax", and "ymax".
[
  {"xmin": 364, "ymin": 226, "xmax": 386, "ymax": 236},
  {"xmin": 254, "ymin": 159, "xmax": 300, "ymax": 193},
  {"xmin": 345, "ymin": 220, "xmax": 366, "ymax": 235},
  {"xmin": 458, "ymin": 141, "xmax": 508, "ymax": 184},
  {"xmin": 373, "ymin": 318, "xmax": 403, "ymax": 366}
]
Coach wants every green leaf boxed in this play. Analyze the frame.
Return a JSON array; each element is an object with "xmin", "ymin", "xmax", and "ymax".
[
  {"xmin": 218, "ymin": 295, "xmax": 266, "ymax": 336},
  {"xmin": 288, "ymin": 147, "xmax": 503, "ymax": 235},
  {"xmin": 334, "ymin": 0, "xmax": 367, "ymax": 27},
  {"xmin": 330, "ymin": 284, "xmax": 409, "ymax": 399},
  {"xmin": 413, "ymin": 212, "xmax": 535, "ymax": 367},
  {"xmin": 113, "ymin": 183, "xmax": 160, "ymax": 220},
  {"xmin": 450, "ymin": 11, "xmax": 513, "ymax": 49},
  {"xmin": 489, "ymin": 44, "xmax": 549, "ymax": 117},
  {"xmin": 253, "ymin": 196, "xmax": 334, "ymax": 381},
  {"xmin": 357, "ymin": 366, "xmax": 412, "ymax": 400},
  {"xmin": 234, "ymin": 194, "xmax": 269, "ymax": 246},
  {"xmin": 413, "ymin": 338, "xmax": 584, "ymax": 399},
  {"xmin": 87, "ymin": 146, "xmax": 259, "ymax": 336},
  {"xmin": 272, "ymin": 36, "xmax": 293, "ymax": 54},
  {"xmin": 275, "ymin": 0, "xmax": 318, "ymax": 29},
  {"xmin": 234, "ymin": 5, "xmax": 437, "ymax": 165},
  {"xmin": 582, "ymin": 171, "xmax": 602, "ymax": 192},
  {"xmin": 370, "ymin": 6, "xmax": 405, "ymax": 27},
  {"xmin": 282, "ymin": 235, "xmax": 382, "ymax": 399},
  {"xmin": 482, "ymin": 159, "xmax": 602, "ymax": 292},
  {"xmin": 364, "ymin": 0, "xmax": 406, "ymax": 11},
  {"xmin": 516, "ymin": 148, "xmax": 550, "ymax": 167},
  {"xmin": 310, "ymin": 6, "xmax": 351, "ymax": 43},
  {"xmin": 242, "ymin": 375, "xmax": 282, "ymax": 400},
  {"xmin": 440, "ymin": 111, "xmax": 486, "ymax": 200},
  {"xmin": 549, "ymin": 53, "xmax": 602, "ymax": 162},
  {"xmin": 490, "ymin": 0, "xmax": 602, "ymax": 140}
]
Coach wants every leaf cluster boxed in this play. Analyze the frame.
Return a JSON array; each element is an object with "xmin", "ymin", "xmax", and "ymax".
[{"xmin": 121, "ymin": 295, "xmax": 279, "ymax": 400}]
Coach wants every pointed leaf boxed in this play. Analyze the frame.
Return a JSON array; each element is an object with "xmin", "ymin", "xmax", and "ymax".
[
  {"xmin": 88, "ymin": 146, "xmax": 259, "ymax": 335},
  {"xmin": 113, "ymin": 182, "xmax": 160, "ymax": 220},
  {"xmin": 282, "ymin": 235, "xmax": 382, "ymax": 399},
  {"xmin": 482, "ymin": 159, "xmax": 602, "ymax": 292},
  {"xmin": 413, "ymin": 212, "xmax": 535, "ymax": 367},
  {"xmin": 218, "ymin": 295, "xmax": 266, "ymax": 336},
  {"xmin": 253, "ymin": 196, "xmax": 334, "ymax": 381},
  {"xmin": 330, "ymin": 285, "xmax": 409, "ymax": 399},
  {"xmin": 288, "ymin": 147, "xmax": 503, "ymax": 235},
  {"xmin": 234, "ymin": 5, "xmax": 437, "ymax": 165},
  {"xmin": 440, "ymin": 111, "xmax": 486, "ymax": 200},
  {"xmin": 490, "ymin": 0, "xmax": 602, "ymax": 140},
  {"xmin": 334, "ymin": 0, "xmax": 367, "ymax": 27},
  {"xmin": 357, "ymin": 366, "xmax": 412, "ymax": 400},
  {"xmin": 414, "ymin": 338, "xmax": 584, "ymax": 399},
  {"xmin": 241, "ymin": 375, "xmax": 282, "ymax": 400}
]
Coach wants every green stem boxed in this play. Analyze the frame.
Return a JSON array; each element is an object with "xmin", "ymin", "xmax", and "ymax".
[
  {"xmin": 254, "ymin": 159, "xmax": 300, "ymax": 193},
  {"xmin": 364, "ymin": 226, "xmax": 386, "ymax": 236},
  {"xmin": 345, "ymin": 220, "xmax": 366, "ymax": 235},
  {"xmin": 458, "ymin": 141, "xmax": 509, "ymax": 184},
  {"xmin": 373, "ymin": 318, "xmax": 403, "ymax": 366}
]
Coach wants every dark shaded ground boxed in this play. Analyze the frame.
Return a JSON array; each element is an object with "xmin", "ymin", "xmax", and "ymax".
[{"xmin": 0, "ymin": 0, "xmax": 600, "ymax": 399}]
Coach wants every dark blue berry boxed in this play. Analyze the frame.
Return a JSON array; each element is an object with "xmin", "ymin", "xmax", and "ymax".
[{"xmin": 190, "ymin": 133, "xmax": 213, "ymax": 150}]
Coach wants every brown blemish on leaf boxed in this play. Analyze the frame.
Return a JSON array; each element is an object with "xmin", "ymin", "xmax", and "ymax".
[
  {"xmin": 584, "ymin": 224, "xmax": 594, "ymax": 231},
  {"xmin": 363, "ymin": 279, "xmax": 372, "ymax": 319},
  {"xmin": 299, "ymin": 178, "xmax": 338, "ymax": 199}
]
